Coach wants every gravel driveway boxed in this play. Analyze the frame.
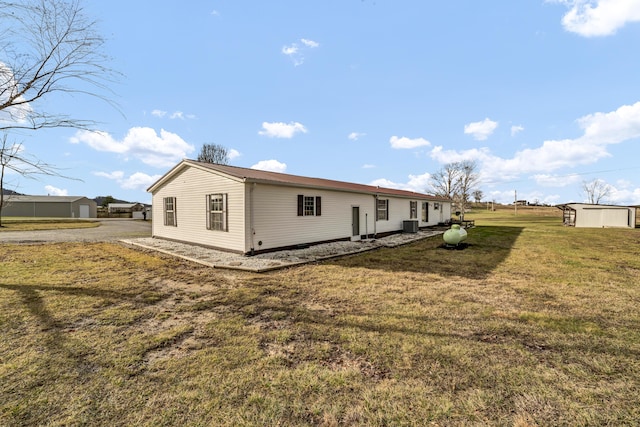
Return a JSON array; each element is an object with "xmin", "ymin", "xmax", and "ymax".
[{"xmin": 0, "ymin": 219, "xmax": 152, "ymax": 243}]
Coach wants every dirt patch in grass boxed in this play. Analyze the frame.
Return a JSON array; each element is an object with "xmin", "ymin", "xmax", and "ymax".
[{"xmin": 1, "ymin": 215, "xmax": 640, "ymax": 426}]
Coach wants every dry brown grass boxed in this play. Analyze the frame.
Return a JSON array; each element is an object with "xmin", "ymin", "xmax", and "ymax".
[
  {"xmin": 1, "ymin": 209, "xmax": 639, "ymax": 426},
  {"xmin": 0, "ymin": 218, "xmax": 100, "ymax": 231}
]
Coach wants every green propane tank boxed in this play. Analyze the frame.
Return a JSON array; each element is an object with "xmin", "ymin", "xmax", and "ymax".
[{"xmin": 443, "ymin": 224, "xmax": 468, "ymax": 246}]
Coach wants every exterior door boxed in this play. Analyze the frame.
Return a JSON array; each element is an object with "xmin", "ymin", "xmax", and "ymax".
[
  {"xmin": 352, "ymin": 206, "xmax": 360, "ymax": 238},
  {"xmin": 79, "ymin": 204, "xmax": 90, "ymax": 218}
]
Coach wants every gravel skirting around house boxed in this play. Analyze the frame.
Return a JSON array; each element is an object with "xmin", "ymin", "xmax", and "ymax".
[{"xmin": 121, "ymin": 229, "xmax": 444, "ymax": 272}]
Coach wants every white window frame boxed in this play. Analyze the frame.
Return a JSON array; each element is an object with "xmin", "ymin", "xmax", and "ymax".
[
  {"xmin": 164, "ymin": 197, "xmax": 176, "ymax": 227},
  {"xmin": 304, "ymin": 196, "xmax": 316, "ymax": 216},
  {"xmin": 376, "ymin": 199, "xmax": 389, "ymax": 221},
  {"xmin": 206, "ymin": 193, "xmax": 228, "ymax": 232}
]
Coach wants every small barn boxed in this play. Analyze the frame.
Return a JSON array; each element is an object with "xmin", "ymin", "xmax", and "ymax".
[
  {"xmin": 557, "ymin": 203, "xmax": 636, "ymax": 228},
  {"xmin": 1, "ymin": 195, "xmax": 97, "ymax": 218},
  {"xmin": 148, "ymin": 160, "xmax": 452, "ymax": 255}
]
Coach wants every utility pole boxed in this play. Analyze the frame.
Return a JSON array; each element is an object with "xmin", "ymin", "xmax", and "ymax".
[{"xmin": 514, "ymin": 190, "xmax": 517, "ymax": 216}]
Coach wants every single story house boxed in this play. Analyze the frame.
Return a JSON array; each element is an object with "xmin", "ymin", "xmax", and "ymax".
[
  {"xmin": 557, "ymin": 203, "xmax": 637, "ymax": 228},
  {"xmin": 107, "ymin": 202, "xmax": 145, "ymax": 214},
  {"xmin": 1, "ymin": 195, "xmax": 97, "ymax": 218},
  {"xmin": 147, "ymin": 160, "xmax": 452, "ymax": 255}
]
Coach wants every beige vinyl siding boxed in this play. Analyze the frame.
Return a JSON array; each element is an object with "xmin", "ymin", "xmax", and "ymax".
[
  {"xmin": 249, "ymin": 184, "xmax": 376, "ymax": 252},
  {"xmin": 577, "ymin": 206, "xmax": 633, "ymax": 228},
  {"xmin": 376, "ymin": 197, "xmax": 412, "ymax": 234},
  {"xmin": 151, "ymin": 167, "xmax": 247, "ymax": 252},
  {"xmin": 249, "ymin": 186, "xmax": 452, "ymax": 252},
  {"xmin": 418, "ymin": 201, "xmax": 446, "ymax": 227}
]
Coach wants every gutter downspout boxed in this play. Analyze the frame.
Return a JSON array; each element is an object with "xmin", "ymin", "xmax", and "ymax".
[
  {"xmin": 373, "ymin": 194, "xmax": 378, "ymax": 238},
  {"xmin": 249, "ymin": 182, "xmax": 256, "ymax": 255}
]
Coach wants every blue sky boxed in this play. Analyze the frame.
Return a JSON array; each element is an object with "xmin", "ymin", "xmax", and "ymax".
[{"xmin": 4, "ymin": 0, "xmax": 640, "ymax": 205}]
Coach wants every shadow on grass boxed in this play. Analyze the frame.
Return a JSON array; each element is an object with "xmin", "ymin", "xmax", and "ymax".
[
  {"xmin": 0, "ymin": 282, "xmax": 162, "ymax": 373},
  {"xmin": 327, "ymin": 225, "xmax": 524, "ymax": 279}
]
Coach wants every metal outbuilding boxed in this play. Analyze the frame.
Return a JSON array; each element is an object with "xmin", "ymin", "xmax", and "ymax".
[
  {"xmin": 1, "ymin": 195, "xmax": 97, "ymax": 218},
  {"xmin": 557, "ymin": 203, "xmax": 637, "ymax": 228}
]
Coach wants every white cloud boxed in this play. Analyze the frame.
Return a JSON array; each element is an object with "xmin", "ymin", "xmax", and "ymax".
[
  {"xmin": 432, "ymin": 101, "xmax": 640, "ymax": 186},
  {"xmin": 120, "ymin": 172, "xmax": 162, "ymax": 190},
  {"xmin": 464, "ymin": 118, "xmax": 498, "ymax": 141},
  {"xmin": 369, "ymin": 178, "xmax": 400, "ymax": 189},
  {"xmin": 348, "ymin": 132, "xmax": 366, "ymax": 141},
  {"xmin": 211, "ymin": 10, "xmax": 220, "ymax": 16},
  {"xmin": 258, "ymin": 121, "xmax": 308, "ymax": 138},
  {"xmin": 71, "ymin": 127, "xmax": 195, "ymax": 168},
  {"xmin": 94, "ymin": 171, "xmax": 125, "ymax": 180},
  {"xmin": 533, "ymin": 173, "xmax": 582, "ymax": 187},
  {"xmin": 0, "ymin": 62, "xmax": 33, "ymax": 125},
  {"xmin": 228, "ymin": 149, "xmax": 241, "ymax": 160},
  {"xmin": 94, "ymin": 170, "xmax": 161, "ymax": 191},
  {"xmin": 169, "ymin": 111, "xmax": 196, "ymax": 120},
  {"xmin": 511, "ymin": 125, "xmax": 525, "ymax": 136},
  {"xmin": 301, "ymin": 38, "xmax": 320, "ymax": 48},
  {"xmin": 430, "ymin": 146, "xmax": 489, "ymax": 165},
  {"xmin": 389, "ymin": 136, "xmax": 431, "ymax": 149},
  {"xmin": 552, "ymin": 0, "xmax": 640, "ymax": 37},
  {"xmin": 251, "ymin": 159, "xmax": 287, "ymax": 173},
  {"xmin": 282, "ymin": 38, "xmax": 319, "ymax": 66},
  {"xmin": 362, "ymin": 164, "xmax": 376, "ymax": 169},
  {"xmin": 609, "ymin": 184, "xmax": 640, "ymax": 205},
  {"xmin": 44, "ymin": 185, "xmax": 68, "ymax": 196},
  {"xmin": 369, "ymin": 172, "xmax": 432, "ymax": 194},
  {"xmin": 152, "ymin": 110, "xmax": 195, "ymax": 120}
]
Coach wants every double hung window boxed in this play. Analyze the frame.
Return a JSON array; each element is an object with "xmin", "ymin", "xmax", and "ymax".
[
  {"xmin": 164, "ymin": 197, "xmax": 176, "ymax": 226},
  {"xmin": 297, "ymin": 195, "xmax": 322, "ymax": 216},
  {"xmin": 207, "ymin": 193, "xmax": 228, "ymax": 231},
  {"xmin": 376, "ymin": 199, "xmax": 389, "ymax": 221}
]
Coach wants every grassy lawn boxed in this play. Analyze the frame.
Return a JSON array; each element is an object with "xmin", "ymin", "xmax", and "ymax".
[
  {"xmin": 0, "ymin": 218, "xmax": 100, "ymax": 231},
  {"xmin": 1, "ymin": 209, "xmax": 639, "ymax": 426}
]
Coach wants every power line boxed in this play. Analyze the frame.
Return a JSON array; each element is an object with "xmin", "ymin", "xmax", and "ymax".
[{"xmin": 480, "ymin": 166, "xmax": 640, "ymax": 186}]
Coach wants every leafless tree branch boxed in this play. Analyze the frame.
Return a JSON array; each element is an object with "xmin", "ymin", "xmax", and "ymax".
[
  {"xmin": 581, "ymin": 179, "xmax": 611, "ymax": 204},
  {"xmin": 0, "ymin": 0, "xmax": 119, "ymax": 132}
]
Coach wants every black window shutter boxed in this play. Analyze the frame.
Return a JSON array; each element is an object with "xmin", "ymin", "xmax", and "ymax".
[
  {"xmin": 316, "ymin": 196, "xmax": 321, "ymax": 216},
  {"xmin": 297, "ymin": 195, "xmax": 303, "ymax": 216}
]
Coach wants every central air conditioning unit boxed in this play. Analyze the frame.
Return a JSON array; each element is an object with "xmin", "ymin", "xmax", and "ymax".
[{"xmin": 403, "ymin": 220, "xmax": 419, "ymax": 233}]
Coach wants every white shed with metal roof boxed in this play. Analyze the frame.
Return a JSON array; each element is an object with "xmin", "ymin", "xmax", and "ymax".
[{"xmin": 557, "ymin": 203, "xmax": 636, "ymax": 228}]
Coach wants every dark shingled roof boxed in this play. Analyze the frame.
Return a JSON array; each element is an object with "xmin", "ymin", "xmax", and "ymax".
[{"xmin": 177, "ymin": 160, "xmax": 448, "ymax": 201}]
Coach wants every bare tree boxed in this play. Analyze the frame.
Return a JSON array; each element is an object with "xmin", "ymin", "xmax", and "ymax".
[
  {"xmin": 430, "ymin": 160, "xmax": 480, "ymax": 213},
  {"xmin": 581, "ymin": 179, "xmax": 611, "ymax": 204},
  {"xmin": 457, "ymin": 160, "xmax": 479, "ymax": 212},
  {"xmin": 430, "ymin": 163, "xmax": 461, "ymax": 200},
  {"xmin": 197, "ymin": 143, "xmax": 229, "ymax": 165},
  {"xmin": 0, "ymin": 0, "xmax": 117, "ymax": 132},
  {"xmin": 473, "ymin": 189, "xmax": 484, "ymax": 204},
  {"xmin": 1, "ymin": 134, "xmax": 75, "ymax": 226}
]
